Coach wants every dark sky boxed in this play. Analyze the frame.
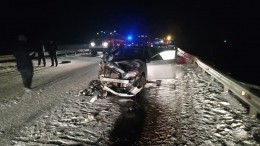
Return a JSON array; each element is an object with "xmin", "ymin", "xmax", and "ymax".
[
  {"xmin": 1, "ymin": 0, "xmax": 260, "ymax": 49},
  {"xmin": 1, "ymin": 0, "xmax": 260, "ymax": 84},
  {"xmin": 1, "ymin": 0, "xmax": 184, "ymax": 43}
]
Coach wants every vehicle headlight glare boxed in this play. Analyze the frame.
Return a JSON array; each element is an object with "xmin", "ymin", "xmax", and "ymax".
[
  {"xmin": 90, "ymin": 42, "xmax": 95, "ymax": 47},
  {"xmin": 102, "ymin": 42, "xmax": 108, "ymax": 47}
]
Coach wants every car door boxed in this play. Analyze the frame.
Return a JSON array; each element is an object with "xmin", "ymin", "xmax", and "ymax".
[{"xmin": 146, "ymin": 49, "xmax": 177, "ymax": 80}]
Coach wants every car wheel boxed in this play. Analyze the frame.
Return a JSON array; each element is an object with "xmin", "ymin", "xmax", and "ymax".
[
  {"xmin": 91, "ymin": 51, "xmax": 97, "ymax": 56},
  {"xmin": 137, "ymin": 74, "xmax": 146, "ymax": 88}
]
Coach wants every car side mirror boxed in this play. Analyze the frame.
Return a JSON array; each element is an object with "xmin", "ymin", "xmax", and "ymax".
[{"xmin": 108, "ymin": 54, "xmax": 113, "ymax": 61}]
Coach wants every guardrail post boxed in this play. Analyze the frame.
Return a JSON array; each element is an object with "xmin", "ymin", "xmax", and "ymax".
[
  {"xmin": 65, "ymin": 50, "xmax": 68, "ymax": 57},
  {"xmin": 210, "ymin": 76, "xmax": 215, "ymax": 81},
  {"xmin": 249, "ymin": 107, "xmax": 258, "ymax": 116},
  {"xmin": 223, "ymin": 85, "xmax": 229, "ymax": 92}
]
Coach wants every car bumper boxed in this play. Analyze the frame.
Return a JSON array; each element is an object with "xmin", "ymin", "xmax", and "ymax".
[
  {"xmin": 99, "ymin": 75, "xmax": 142, "ymax": 97},
  {"xmin": 89, "ymin": 46, "xmax": 108, "ymax": 51}
]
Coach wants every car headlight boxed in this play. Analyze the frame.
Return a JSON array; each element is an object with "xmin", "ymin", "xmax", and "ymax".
[
  {"xmin": 124, "ymin": 70, "xmax": 139, "ymax": 79},
  {"xmin": 90, "ymin": 42, "xmax": 95, "ymax": 47},
  {"xmin": 102, "ymin": 42, "xmax": 108, "ymax": 47}
]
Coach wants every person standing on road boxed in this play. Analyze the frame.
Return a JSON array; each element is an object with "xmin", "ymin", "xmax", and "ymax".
[
  {"xmin": 12, "ymin": 34, "xmax": 35, "ymax": 91},
  {"xmin": 36, "ymin": 40, "xmax": 46, "ymax": 67},
  {"xmin": 46, "ymin": 40, "xmax": 58, "ymax": 67}
]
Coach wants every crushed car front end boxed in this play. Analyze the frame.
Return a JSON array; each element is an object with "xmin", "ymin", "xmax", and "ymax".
[{"xmin": 98, "ymin": 59, "xmax": 146, "ymax": 97}]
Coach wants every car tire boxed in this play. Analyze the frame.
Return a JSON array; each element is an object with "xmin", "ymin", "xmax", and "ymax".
[
  {"xmin": 137, "ymin": 74, "xmax": 146, "ymax": 88},
  {"xmin": 91, "ymin": 51, "xmax": 97, "ymax": 56}
]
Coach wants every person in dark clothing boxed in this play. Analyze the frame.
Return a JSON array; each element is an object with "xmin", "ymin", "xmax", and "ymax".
[
  {"xmin": 36, "ymin": 40, "xmax": 46, "ymax": 67},
  {"xmin": 46, "ymin": 40, "xmax": 58, "ymax": 67},
  {"xmin": 12, "ymin": 35, "xmax": 35, "ymax": 91}
]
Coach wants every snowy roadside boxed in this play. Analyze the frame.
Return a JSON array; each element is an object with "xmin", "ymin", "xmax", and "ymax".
[
  {"xmin": 139, "ymin": 64, "xmax": 260, "ymax": 146},
  {"xmin": 0, "ymin": 53, "xmax": 99, "ymax": 107},
  {"xmin": 0, "ymin": 54, "xmax": 107, "ymax": 145},
  {"xmin": 12, "ymin": 94, "xmax": 121, "ymax": 146}
]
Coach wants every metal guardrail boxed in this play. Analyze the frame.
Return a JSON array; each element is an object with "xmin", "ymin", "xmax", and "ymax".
[{"xmin": 194, "ymin": 57, "xmax": 260, "ymax": 116}]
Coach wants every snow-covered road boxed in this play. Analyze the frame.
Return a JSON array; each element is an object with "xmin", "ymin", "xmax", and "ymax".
[
  {"xmin": 138, "ymin": 64, "xmax": 260, "ymax": 145},
  {"xmin": 0, "ymin": 54, "xmax": 259, "ymax": 145},
  {"xmin": 0, "ymin": 54, "xmax": 102, "ymax": 144}
]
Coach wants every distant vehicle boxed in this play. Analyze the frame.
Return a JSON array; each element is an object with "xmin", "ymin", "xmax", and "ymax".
[
  {"xmin": 89, "ymin": 31, "xmax": 125, "ymax": 56},
  {"xmin": 167, "ymin": 40, "xmax": 175, "ymax": 48},
  {"xmin": 98, "ymin": 46, "xmax": 177, "ymax": 97},
  {"xmin": 153, "ymin": 40, "xmax": 161, "ymax": 46},
  {"xmin": 159, "ymin": 40, "xmax": 169, "ymax": 49},
  {"xmin": 135, "ymin": 35, "xmax": 151, "ymax": 47},
  {"xmin": 150, "ymin": 38, "xmax": 163, "ymax": 48}
]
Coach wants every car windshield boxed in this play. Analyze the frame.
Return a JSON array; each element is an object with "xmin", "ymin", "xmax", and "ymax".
[
  {"xmin": 91, "ymin": 34, "xmax": 109, "ymax": 43},
  {"xmin": 111, "ymin": 47, "xmax": 146, "ymax": 61}
]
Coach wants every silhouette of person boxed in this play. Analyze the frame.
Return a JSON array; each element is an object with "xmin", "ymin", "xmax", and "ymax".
[
  {"xmin": 46, "ymin": 40, "xmax": 58, "ymax": 67},
  {"xmin": 12, "ymin": 35, "xmax": 35, "ymax": 91},
  {"xmin": 36, "ymin": 40, "xmax": 46, "ymax": 67}
]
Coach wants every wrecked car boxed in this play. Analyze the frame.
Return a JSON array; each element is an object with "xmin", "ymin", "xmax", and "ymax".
[{"xmin": 98, "ymin": 46, "xmax": 177, "ymax": 97}]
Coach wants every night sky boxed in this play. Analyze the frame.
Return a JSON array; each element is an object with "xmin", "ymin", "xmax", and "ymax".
[
  {"xmin": 1, "ymin": 0, "xmax": 260, "ymax": 85},
  {"xmin": 1, "ymin": 1, "xmax": 259, "ymax": 44}
]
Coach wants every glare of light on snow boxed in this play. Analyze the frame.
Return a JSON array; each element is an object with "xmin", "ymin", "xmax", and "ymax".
[
  {"xmin": 216, "ymin": 124, "xmax": 226, "ymax": 130},
  {"xmin": 233, "ymin": 129, "xmax": 248, "ymax": 140},
  {"xmin": 212, "ymin": 109, "xmax": 228, "ymax": 115},
  {"xmin": 231, "ymin": 123, "xmax": 242, "ymax": 128},
  {"xmin": 219, "ymin": 102, "xmax": 230, "ymax": 106}
]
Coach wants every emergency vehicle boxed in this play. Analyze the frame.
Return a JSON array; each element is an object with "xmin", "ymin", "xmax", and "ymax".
[{"xmin": 89, "ymin": 31, "xmax": 125, "ymax": 56}]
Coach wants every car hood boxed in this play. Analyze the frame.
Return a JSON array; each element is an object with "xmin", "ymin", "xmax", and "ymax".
[
  {"xmin": 102, "ymin": 59, "xmax": 146, "ymax": 79},
  {"xmin": 116, "ymin": 60, "xmax": 143, "ymax": 72}
]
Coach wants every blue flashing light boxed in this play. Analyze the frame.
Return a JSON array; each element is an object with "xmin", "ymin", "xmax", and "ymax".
[{"xmin": 127, "ymin": 36, "xmax": 133, "ymax": 41}]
